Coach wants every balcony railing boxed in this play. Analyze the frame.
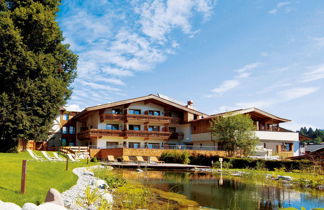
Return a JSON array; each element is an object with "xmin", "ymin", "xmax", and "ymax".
[
  {"xmin": 78, "ymin": 129, "xmax": 124, "ymax": 139},
  {"xmin": 78, "ymin": 129, "xmax": 180, "ymax": 140},
  {"xmin": 99, "ymin": 113, "xmax": 182, "ymax": 124},
  {"xmin": 89, "ymin": 144, "xmax": 220, "ymax": 151}
]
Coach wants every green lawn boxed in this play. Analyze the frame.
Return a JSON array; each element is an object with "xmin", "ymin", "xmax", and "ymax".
[{"xmin": 0, "ymin": 151, "xmax": 96, "ymax": 206}]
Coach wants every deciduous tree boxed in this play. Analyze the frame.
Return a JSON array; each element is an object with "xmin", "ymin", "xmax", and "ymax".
[
  {"xmin": 0, "ymin": 0, "xmax": 77, "ymax": 152},
  {"xmin": 211, "ymin": 113, "xmax": 259, "ymax": 156}
]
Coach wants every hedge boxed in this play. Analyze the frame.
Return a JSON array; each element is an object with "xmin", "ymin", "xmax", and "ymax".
[
  {"xmin": 189, "ymin": 154, "xmax": 313, "ymax": 171},
  {"xmin": 160, "ymin": 151, "xmax": 190, "ymax": 164}
]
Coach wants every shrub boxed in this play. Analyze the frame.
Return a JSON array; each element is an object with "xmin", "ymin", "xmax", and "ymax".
[
  {"xmin": 160, "ymin": 151, "xmax": 190, "ymax": 164},
  {"xmin": 91, "ymin": 157, "xmax": 98, "ymax": 163},
  {"xmin": 213, "ymin": 161, "xmax": 233, "ymax": 169},
  {"xmin": 186, "ymin": 154, "xmax": 314, "ymax": 171}
]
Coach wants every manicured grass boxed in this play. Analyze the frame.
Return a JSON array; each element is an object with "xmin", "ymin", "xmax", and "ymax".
[{"xmin": 0, "ymin": 151, "xmax": 96, "ymax": 206}]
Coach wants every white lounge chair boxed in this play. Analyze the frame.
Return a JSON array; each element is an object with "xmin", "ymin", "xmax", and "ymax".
[
  {"xmin": 53, "ymin": 152, "xmax": 65, "ymax": 161},
  {"xmin": 27, "ymin": 149, "xmax": 44, "ymax": 161},
  {"xmin": 67, "ymin": 154, "xmax": 79, "ymax": 162},
  {"xmin": 41, "ymin": 151, "xmax": 58, "ymax": 161}
]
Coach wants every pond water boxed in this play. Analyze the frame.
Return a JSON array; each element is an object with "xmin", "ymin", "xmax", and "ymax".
[{"xmin": 117, "ymin": 169, "xmax": 324, "ymax": 210}]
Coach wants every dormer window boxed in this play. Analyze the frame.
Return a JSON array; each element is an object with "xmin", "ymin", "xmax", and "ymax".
[
  {"xmin": 148, "ymin": 110, "xmax": 160, "ymax": 116},
  {"xmin": 63, "ymin": 114, "xmax": 69, "ymax": 120},
  {"xmin": 129, "ymin": 109, "xmax": 141, "ymax": 115}
]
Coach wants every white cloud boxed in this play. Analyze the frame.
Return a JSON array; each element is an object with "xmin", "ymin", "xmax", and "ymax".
[
  {"xmin": 313, "ymin": 37, "xmax": 324, "ymax": 47},
  {"xmin": 208, "ymin": 62, "xmax": 261, "ymax": 96},
  {"xmin": 223, "ymin": 86, "xmax": 319, "ymax": 111},
  {"xmin": 94, "ymin": 78, "xmax": 126, "ymax": 86},
  {"xmin": 102, "ymin": 67, "xmax": 134, "ymax": 77},
  {"xmin": 78, "ymin": 80, "xmax": 121, "ymax": 92},
  {"xmin": 268, "ymin": 1, "xmax": 291, "ymax": 15},
  {"xmin": 211, "ymin": 80, "xmax": 240, "ymax": 95},
  {"xmin": 64, "ymin": 104, "xmax": 83, "ymax": 112},
  {"xmin": 302, "ymin": 64, "xmax": 324, "ymax": 83},
  {"xmin": 278, "ymin": 87, "xmax": 319, "ymax": 100},
  {"xmin": 135, "ymin": 0, "xmax": 216, "ymax": 41}
]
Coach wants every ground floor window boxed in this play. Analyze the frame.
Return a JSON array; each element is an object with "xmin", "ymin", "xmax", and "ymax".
[
  {"xmin": 281, "ymin": 143, "xmax": 293, "ymax": 152},
  {"xmin": 106, "ymin": 142, "xmax": 119, "ymax": 148},
  {"xmin": 129, "ymin": 142, "xmax": 141, "ymax": 148},
  {"xmin": 147, "ymin": 143, "xmax": 160, "ymax": 149},
  {"xmin": 60, "ymin": 138, "xmax": 67, "ymax": 146}
]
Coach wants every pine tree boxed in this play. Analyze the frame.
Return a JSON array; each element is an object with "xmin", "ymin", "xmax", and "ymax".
[{"xmin": 0, "ymin": 0, "xmax": 78, "ymax": 152}]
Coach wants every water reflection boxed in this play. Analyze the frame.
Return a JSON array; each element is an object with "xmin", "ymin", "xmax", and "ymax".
[{"xmin": 117, "ymin": 170, "xmax": 324, "ymax": 210}]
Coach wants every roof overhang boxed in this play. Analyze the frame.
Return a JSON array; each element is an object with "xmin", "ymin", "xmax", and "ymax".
[{"xmin": 74, "ymin": 94, "xmax": 208, "ymax": 120}]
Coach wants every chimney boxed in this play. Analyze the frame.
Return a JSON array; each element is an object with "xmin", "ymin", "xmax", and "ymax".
[{"xmin": 186, "ymin": 100, "xmax": 194, "ymax": 109}]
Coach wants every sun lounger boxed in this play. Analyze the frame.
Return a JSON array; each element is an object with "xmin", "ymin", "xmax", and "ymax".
[
  {"xmin": 27, "ymin": 149, "xmax": 44, "ymax": 161},
  {"xmin": 41, "ymin": 151, "xmax": 56, "ymax": 161},
  {"xmin": 107, "ymin": 155, "xmax": 117, "ymax": 162},
  {"xmin": 136, "ymin": 156, "xmax": 147, "ymax": 163},
  {"xmin": 67, "ymin": 153, "xmax": 79, "ymax": 162},
  {"xmin": 53, "ymin": 152, "xmax": 65, "ymax": 161},
  {"xmin": 121, "ymin": 156, "xmax": 131, "ymax": 162},
  {"xmin": 149, "ymin": 156, "xmax": 164, "ymax": 164}
]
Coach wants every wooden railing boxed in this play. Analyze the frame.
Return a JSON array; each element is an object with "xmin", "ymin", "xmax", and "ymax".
[
  {"xmin": 99, "ymin": 113, "xmax": 182, "ymax": 124},
  {"xmin": 78, "ymin": 129, "xmax": 175, "ymax": 140},
  {"xmin": 78, "ymin": 129, "xmax": 123, "ymax": 139},
  {"xmin": 125, "ymin": 130, "xmax": 171, "ymax": 139}
]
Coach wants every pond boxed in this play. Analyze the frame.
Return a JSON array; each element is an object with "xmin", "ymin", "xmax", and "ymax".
[{"xmin": 117, "ymin": 169, "xmax": 324, "ymax": 210}]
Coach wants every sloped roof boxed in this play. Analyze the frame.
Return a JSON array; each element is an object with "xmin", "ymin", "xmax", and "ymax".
[
  {"xmin": 74, "ymin": 94, "xmax": 208, "ymax": 119},
  {"xmin": 191, "ymin": 107, "xmax": 290, "ymax": 123}
]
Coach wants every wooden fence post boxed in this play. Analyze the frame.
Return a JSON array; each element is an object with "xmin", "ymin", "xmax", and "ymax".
[
  {"xmin": 21, "ymin": 160, "xmax": 27, "ymax": 194},
  {"xmin": 66, "ymin": 157, "xmax": 69, "ymax": 171}
]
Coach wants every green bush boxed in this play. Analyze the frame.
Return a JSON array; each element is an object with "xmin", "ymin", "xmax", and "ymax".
[
  {"xmin": 160, "ymin": 151, "xmax": 190, "ymax": 164},
  {"xmin": 91, "ymin": 157, "xmax": 98, "ymax": 163},
  {"xmin": 188, "ymin": 154, "xmax": 314, "ymax": 171}
]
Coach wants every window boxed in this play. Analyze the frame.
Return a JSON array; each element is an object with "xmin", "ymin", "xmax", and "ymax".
[
  {"xmin": 106, "ymin": 142, "xmax": 118, "ymax": 148},
  {"xmin": 106, "ymin": 124, "xmax": 119, "ymax": 130},
  {"xmin": 129, "ymin": 109, "xmax": 141, "ymax": 115},
  {"xmin": 62, "ymin": 126, "xmax": 68, "ymax": 134},
  {"xmin": 112, "ymin": 109, "xmax": 122, "ymax": 114},
  {"xmin": 169, "ymin": 127, "xmax": 176, "ymax": 133},
  {"xmin": 129, "ymin": 142, "xmax": 141, "ymax": 148},
  {"xmin": 63, "ymin": 114, "xmax": 69, "ymax": 120},
  {"xmin": 148, "ymin": 126, "xmax": 160, "ymax": 131},
  {"xmin": 129, "ymin": 125, "xmax": 140, "ymax": 131},
  {"xmin": 148, "ymin": 110, "xmax": 160, "ymax": 116},
  {"xmin": 60, "ymin": 138, "xmax": 67, "ymax": 146},
  {"xmin": 69, "ymin": 126, "xmax": 75, "ymax": 134},
  {"xmin": 147, "ymin": 143, "xmax": 160, "ymax": 149}
]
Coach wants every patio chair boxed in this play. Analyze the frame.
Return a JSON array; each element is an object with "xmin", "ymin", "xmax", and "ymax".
[
  {"xmin": 41, "ymin": 151, "xmax": 56, "ymax": 161},
  {"xmin": 67, "ymin": 153, "xmax": 79, "ymax": 162},
  {"xmin": 149, "ymin": 156, "xmax": 165, "ymax": 164},
  {"xmin": 136, "ymin": 156, "xmax": 147, "ymax": 164},
  {"xmin": 53, "ymin": 152, "xmax": 66, "ymax": 161},
  {"xmin": 27, "ymin": 149, "xmax": 44, "ymax": 161},
  {"xmin": 121, "ymin": 156, "xmax": 132, "ymax": 163},
  {"xmin": 107, "ymin": 155, "xmax": 117, "ymax": 162}
]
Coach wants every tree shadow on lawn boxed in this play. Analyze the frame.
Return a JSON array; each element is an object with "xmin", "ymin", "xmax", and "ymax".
[{"xmin": 0, "ymin": 185, "xmax": 19, "ymax": 194}]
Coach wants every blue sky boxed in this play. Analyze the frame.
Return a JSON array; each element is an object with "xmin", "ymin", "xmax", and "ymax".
[{"xmin": 57, "ymin": 0, "xmax": 324, "ymax": 131}]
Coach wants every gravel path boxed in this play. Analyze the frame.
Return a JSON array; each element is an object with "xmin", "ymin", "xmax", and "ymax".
[{"xmin": 61, "ymin": 165, "xmax": 113, "ymax": 210}]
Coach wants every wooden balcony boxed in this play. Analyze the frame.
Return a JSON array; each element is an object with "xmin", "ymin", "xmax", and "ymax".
[
  {"xmin": 125, "ymin": 130, "xmax": 172, "ymax": 140},
  {"xmin": 77, "ymin": 129, "xmax": 173, "ymax": 140},
  {"xmin": 100, "ymin": 113, "xmax": 125, "ymax": 122},
  {"xmin": 100, "ymin": 113, "xmax": 182, "ymax": 124},
  {"xmin": 78, "ymin": 129, "xmax": 124, "ymax": 140}
]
